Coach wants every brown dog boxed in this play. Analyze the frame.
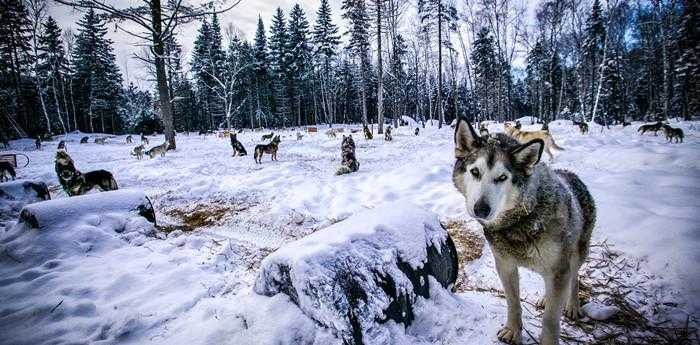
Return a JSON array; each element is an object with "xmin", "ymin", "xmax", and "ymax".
[{"xmin": 254, "ymin": 135, "xmax": 281, "ymax": 164}]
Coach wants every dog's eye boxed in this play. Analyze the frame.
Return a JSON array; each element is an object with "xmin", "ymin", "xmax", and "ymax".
[
  {"xmin": 495, "ymin": 174, "xmax": 508, "ymax": 183},
  {"xmin": 470, "ymin": 168, "xmax": 480, "ymax": 179}
]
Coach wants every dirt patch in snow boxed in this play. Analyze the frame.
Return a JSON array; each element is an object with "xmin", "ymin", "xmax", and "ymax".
[
  {"xmin": 443, "ymin": 220, "xmax": 485, "ymax": 293},
  {"xmin": 159, "ymin": 201, "xmax": 254, "ymax": 233}
]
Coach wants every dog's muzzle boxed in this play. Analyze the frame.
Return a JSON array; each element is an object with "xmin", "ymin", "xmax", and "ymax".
[{"xmin": 474, "ymin": 198, "xmax": 491, "ymax": 220}]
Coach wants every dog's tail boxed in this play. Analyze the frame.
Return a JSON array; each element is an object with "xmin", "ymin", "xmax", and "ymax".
[{"xmin": 548, "ymin": 136, "xmax": 565, "ymax": 151}]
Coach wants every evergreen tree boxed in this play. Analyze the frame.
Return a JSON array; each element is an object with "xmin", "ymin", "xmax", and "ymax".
[
  {"xmin": 253, "ymin": 16, "xmax": 271, "ymax": 126},
  {"xmin": 313, "ymin": 0, "xmax": 340, "ymax": 125},
  {"xmin": 342, "ymin": 0, "xmax": 371, "ymax": 125},
  {"xmin": 287, "ymin": 4, "xmax": 312, "ymax": 126},
  {"xmin": 37, "ymin": 16, "xmax": 70, "ymax": 132},
  {"xmin": 269, "ymin": 8, "xmax": 290, "ymax": 126},
  {"xmin": 0, "ymin": 0, "xmax": 33, "ymax": 135},
  {"xmin": 582, "ymin": 0, "xmax": 606, "ymax": 119},
  {"xmin": 472, "ymin": 27, "xmax": 497, "ymax": 120}
]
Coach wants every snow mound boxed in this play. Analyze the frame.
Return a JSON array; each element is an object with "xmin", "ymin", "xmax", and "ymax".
[{"xmin": 254, "ymin": 201, "xmax": 458, "ymax": 344}]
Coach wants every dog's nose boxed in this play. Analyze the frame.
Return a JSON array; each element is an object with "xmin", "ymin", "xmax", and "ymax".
[{"xmin": 474, "ymin": 199, "xmax": 491, "ymax": 219}]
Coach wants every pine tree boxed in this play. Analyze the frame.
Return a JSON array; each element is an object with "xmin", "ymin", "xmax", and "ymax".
[
  {"xmin": 472, "ymin": 27, "xmax": 497, "ymax": 120},
  {"xmin": 37, "ymin": 16, "xmax": 70, "ymax": 133},
  {"xmin": 313, "ymin": 0, "xmax": 340, "ymax": 125},
  {"xmin": 287, "ymin": 4, "xmax": 311, "ymax": 126},
  {"xmin": 253, "ymin": 16, "xmax": 271, "ymax": 126},
  {"xmin": 0, "ymin": 0, "xmax": 33, "ymax": 135},
  {"xmin": 342, "ymin": 0, "xmax": 371, "ymax": 126},
  {"xmin": 673, "ymin": 0, "xmax": 699, "ymax": 120},
  {"xmin": 269, "ymin": 7, "xmax": 290, "ymax": 126},
  {"xmin": 582, "ymin": 0, "xmax": 606, "ymax": 120}
]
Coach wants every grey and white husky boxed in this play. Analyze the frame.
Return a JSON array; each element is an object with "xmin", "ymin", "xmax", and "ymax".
[
  {"xmin": 131, "ymin": 144, "xmax": 145, "ymax": 160},
  {"xmin": 336, "ymin": 135, "xmax": 360, "ymax": 175},
  {"xmin": 452, "ymin": 120, "xmax": 596, "ymax": 345},
  {"xmin": 145, "ymin": 142, "xmax": 168, "ymax": 159}
]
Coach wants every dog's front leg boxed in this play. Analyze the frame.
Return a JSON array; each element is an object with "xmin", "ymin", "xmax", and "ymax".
[
  {"xmin": 494, "ymin": 255, "xmax": 522, "ymax": 344},
  {"xmin": 540, "ymin": 272, "xmax": 568, "ymax": 345}
]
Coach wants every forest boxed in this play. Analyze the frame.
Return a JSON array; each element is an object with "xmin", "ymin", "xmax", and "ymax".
[{"xmin": 0, "ymin": 0, "xmax": 697, "ymax": 139}]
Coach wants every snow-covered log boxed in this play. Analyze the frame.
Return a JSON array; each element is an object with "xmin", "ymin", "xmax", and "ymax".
[
  {"xmin": 254, "ymin": 201, "xmax": 458, "ymax": 344},
  {"xmin": 19, "ymin": 189, "xmax": 156, "ymax": 229},
  {"xmin": 0, "ymin": 180, "xmax": 51, "ymax": 222}
]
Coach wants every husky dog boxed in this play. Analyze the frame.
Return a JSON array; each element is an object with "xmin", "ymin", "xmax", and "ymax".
[
  {"xmin": 0, "ymin": 161, "xmax": 16, "ymax": 182},
  {"xmin": 126, "ymin": 135, "xmax": 133, "ymax": 144},
  {"xmin": 296, "ymin": 132, "xmax": 304, "ymax": 141},
  {"xmin": 662, "ymin": 124, "xmax": 684, "ymax": 143},
  {"xmin": 572, "ymin": 120, "xmax": 588, "ymax": 134},
  {"xmin": 80, "ymin": 136, "xmax": 89, "ymax": 144},
  {"xmin": 414, "ymin": 127, "xmax": 420, "ymax": 136},
  {"xmin": 94, "ymin": 137, "xmax": 106, "ymax": 145},
  {"xmin": 261, "ymin": 132, "xmax": 275, "ymax": 141},
  {"xmin": 514, "ymin": 121, "xmax": 522, "ymax": 130},
  {"xmin": 326, "ymin": 129, "xmax": 337, "ymax": 139},
  {"xmin": 230, "ymin": 133, "xmax": 248, "ymax": 156},
  {"xmin": 363, "ymin": 125, "xmax": 373, "ymax": 140},
  {"xmin": 141, "ymin": 134, "xmax": 149, "ymax": 145},
  {"xmin": 254, "ymin": 135, "xmax": 280, "ymax": 164},
  {"xmin": 385, "ymin": 126, "xmax": 393, "ymax": 141},
  {"xmin": 504, "ymin": 122, "xmax": 564, "ymax": 161},
  {"xmin": 35, "ymin": 138, "xmax": 41, "ymax": 150},
  {"xmin": 131, "ymin": 145, "xmax": 145, "ymax": 160},
  {"xmin": 452, "ymin": 120, "xmax": 595, "ymax": 345},
  {"xmin": 57, "ymin": 140, "xmax": 67, "ymax": 151},
  {"xmin": 336, "ymin": 135, "xmax": 360, "ymax": 175},
  {"xmin": 638, "ymin": 121, "xmax": 664, "ymax": 136},
  {"xmin": 145, "ymin": 142, "xmax": 168, "ymax": 159},
  {"xmin": 479, "ymin": 123, "xmax": 489, "ymax": 137},
  {"xmin": 55, "ymin": 150, "xmax": 118, "ymax": 196}
]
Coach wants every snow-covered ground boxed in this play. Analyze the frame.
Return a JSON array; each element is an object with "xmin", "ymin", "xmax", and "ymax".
[{"xmin": 1, "ymin": 120, "xmax": 698, "ymax": 344}]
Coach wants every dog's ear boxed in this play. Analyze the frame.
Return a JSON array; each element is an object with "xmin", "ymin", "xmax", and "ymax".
[
  {"xmin": 511, "ymin": 139, "xmax": 544, "ymax": 174},
  {"xmin": 454, "ymin": 119, "xmax": 482, "ymax": 158}
]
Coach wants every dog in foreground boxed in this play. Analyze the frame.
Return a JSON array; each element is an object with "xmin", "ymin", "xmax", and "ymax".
[
  {"xmin": 452, "ymin": 120, "xmax": 596, "ymax": 345},
  {"xmin": 336, "ymin": 135, "xmax": 359, "ymax": 175},
  {"xmin": 0, "ymin": 161, "xmax": 16, "ymax": 182},
  {"xmin": 55, "ymin": 150, "xmax": 118, "ymax": 196},
  {"xmin": 254, "ymin": 135, "xmax": 280, "ymax": 164}
]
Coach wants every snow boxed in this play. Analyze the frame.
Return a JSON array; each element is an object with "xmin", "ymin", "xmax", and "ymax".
[
  {"xmin": 0, "ymin": 121, "xmax": 698, "ymax": 344},
  {"xmin": 582, "ymin": 302, "xmax": 621, "ymax": 321}
]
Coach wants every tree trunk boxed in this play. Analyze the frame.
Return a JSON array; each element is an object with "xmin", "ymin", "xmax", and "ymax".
[
  {"xmin": 150, "ymin": 0, "xmax": 176, "ymax": 149},
  {"xmin": 376, "ymin": 0, "xmax": 384, "ymax": 134},
  {"xmin": 437, "ymin": 0, "xmax": 443, "ymax": 128}
]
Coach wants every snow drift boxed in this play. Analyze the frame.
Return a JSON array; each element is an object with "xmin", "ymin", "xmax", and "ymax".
[
  {"xmin": 0, "ymin": 179, "xmax": 50, "ymax": 222},
  {"xmin": 254, "ymin": 201, "xmax": 458, "ymax": 344}
]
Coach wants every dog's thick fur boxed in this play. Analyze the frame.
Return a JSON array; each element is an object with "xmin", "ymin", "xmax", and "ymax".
[
  {"xmin": 254, "ymin": 135, "xmax": 280, "ymax": 164},
  {"xmin": 126, "ymin": 135, "xmax": 133, "ymax": 144},
  {"xmin": 80, "ymin": 136, "xmax": 89, "ymax": 144},
  {"xmin": 336, "ymin": 135, "xmax": 360, "ymax": 175},
  {"xmin": 55, "ymin": 150, "xmax": 118, "ymax": 196},
  {"xmin": 662, "ymin": 124, "xmax": 684, "ymax": 143},
  {"xmin": 131, "ymin": 145, "xmax": 145, "ymax": 160},
  {"xmin": 261, "ymin": 132, "xmax": 275, "ymax": 141},
  {"xmin": 385, "ymin": 126, "xmax": 393, "ymax": 141},
  {"xmin": 57, "ymin": 140, "xmax": 67, "ymax": 151},
  {"xmin": 230, "ymin": 133, "xmax": 248, "ymax": 156},
  {"xmin": 452, "ymin": 120, "xmax": 595, "ymax": 345},
  {"xmin": 572, "ymin": 120, "xmax": 588, "ymax": 134},
  {"xmin": 638, "ymin": 121, "xmax": 664, "ymax": 135},
  {"xmin": 0, "ymin": 161, "xmax": 16, "ymax": 182},
  {"xmin": 504, "ymin": 122, "xmax": 564, "ymax": 160},
  {"xmin": 145, "ymin": 142, "xmax": 168, "ymax": 158}
]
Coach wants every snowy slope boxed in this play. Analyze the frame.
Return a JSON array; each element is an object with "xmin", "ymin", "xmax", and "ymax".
[{"xmin": 0, "ymin": 122, "xmax": 698, "ymax": 344}]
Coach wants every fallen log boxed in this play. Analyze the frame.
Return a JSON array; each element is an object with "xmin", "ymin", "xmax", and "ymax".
[
  {"xmin": 254, "ymin": 201, "xmax": 458, "ymax": 344},
  {"xmin": 19, "ymin": 189, "xmax": 156, "ymax": 229}
]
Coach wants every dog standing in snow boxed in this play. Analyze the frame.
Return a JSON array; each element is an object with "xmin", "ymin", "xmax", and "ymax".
[
  {"xmin": 452, "ymin": 120, "xmax": 596, "ymax": 345},
  {"xmin": 131, "ymin": 145, "xmax": 145, "ymax": 160},
  {"xmin": 55, "ymin": 150, "xmax": 118, "ymax": 196},
  {"xmin": 145, "ymin": 142, "xmax": 168, "ymax": 159},
  {"xmin": 336, "ymin": 135, "xmax": 359, "ymax": 175},
  {"xmin": 384, "ymin": 126, "xmax": 393, "ymax": 141},
  {"xmin": 504, "ymin": 122, "xmax": 564, "ymax": 161},
  {"xmin": 254, "ymin": 135, "xmax": 280, "ymax": 164},
  {"xmin": 126, "ymin": 135, "xmax": 133, "ymax": 144},
  {"xmin": 662, "ymin": 124, "xmax": 684, "ymax": 143}
]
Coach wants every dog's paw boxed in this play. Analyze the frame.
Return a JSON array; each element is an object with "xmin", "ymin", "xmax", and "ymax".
[
  {"xmin": 536, "ymin": 297, "xmax": 546, "ymax": 310},
  {"xmin": 564, "ymin": 302, "xmax": 582, "ymax": 320},
  {"xmin": 497, "ymin": 326, "xmax": 521, "ymax": 344}
]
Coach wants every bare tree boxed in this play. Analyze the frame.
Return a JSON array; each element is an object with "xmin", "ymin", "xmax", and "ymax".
[{"xmin": 54, "ymin": 0, "xmax": 241, "ymax": 149}]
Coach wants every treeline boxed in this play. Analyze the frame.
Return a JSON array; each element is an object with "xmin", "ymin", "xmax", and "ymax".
[{"xmin": 1, "ymin": 0, "xmax": 697, "ymax": 138}]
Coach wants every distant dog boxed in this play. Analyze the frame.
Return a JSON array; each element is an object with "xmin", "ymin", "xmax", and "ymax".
[
  {"xmin": 126, "ymin": 135, "xmax": 133, "ymax": 144},
  {"xmin": 296, "ymin": 132, "xmax": 304, "ymax": 141},
  {"xmin": 572, "ymin": 120, "xmax": 588, "ymax": 134},
  {"xmin": 326, "ymin": 129, "xmax": 337, "ymax": 139},
  {"xmin": 141, "ymin": 134, "xmax": 149, "ymax": 145},
  {"xmin": 414, "ymin": 127, "xmax": 420, "ymax": 136},
  {"xmin": 363, "ymin": 125, "xmax": 373, "ymax": 140},
  {"xmin": 55, "ymin": 150, "xmax": 118, "ymax": 196},
  {"xmin": 385, "ymin": 126, "xmax": 393, "ymax": 141},
  {"xmin": 479, "ymin": 123, "xmax": 489, "ymax": 137},
  {"xmin": 145, "ymin": 142, "xmax": 168, "ymax": 159},
  {"xmin": 94, "ymin": 137, "xmax": 106, "ymax": 145},
  {"xmin": 514, "ymin": 121, "xmax": 522, "ymax": 130},
  {"xmin": 131, "ymin": 145, "xmax": 145, "ymax": 160},
  {"xmin": 80, "ymin": 136, "xmax": 89, "ymax": 144},
  {"xmin": 254, "ymin": 135, "xmax": 280, "ymax": 164},
  {"xmin": 57, "ymin": 140, "xmax": 67, "ymax": 151},
  {"xmin": 35, "ymin": 138, "xmax": 41, "ymax": 150},
  {"xmin": 261, "ymin": 132, "xmax": 275, "ymax": 141},
  {"xmin": 504, "ymin": 122, "xmax": 564, "ymax": 160},
  {"xmin": 336, "ymin": 135, "xmax": 360, "ymax": 175},
  {"xmin": 452, "ymin": 120, "xmax": 595, "ymax": 345},
  {"xmin": 0, "ymin": 161, "xmax": 16, "ymax": 182},
  {"xmin": 230, "ymin": 133, "xmax": 248, "ymax": 156},
  {"xmin": 662, "ymin": 124, "xmax": 684, "ymax": 143},
  {"xmin": 638, "ymin": 121, "xmax": 664, "ymax": 136}
]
